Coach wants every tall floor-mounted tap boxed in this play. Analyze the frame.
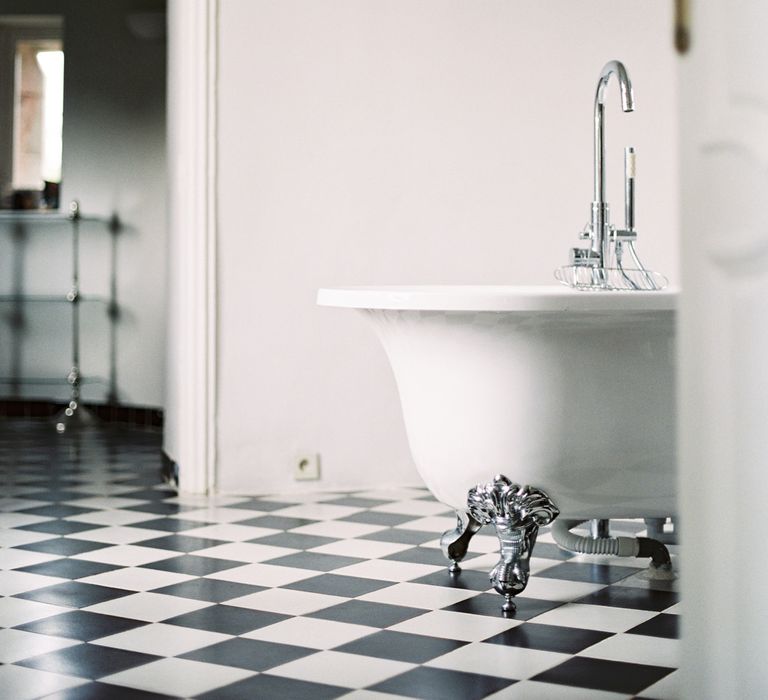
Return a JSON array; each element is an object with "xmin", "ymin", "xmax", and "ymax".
[{"xmin": 557, "ymin": 60, "xmax": 666, "ymax": 291}]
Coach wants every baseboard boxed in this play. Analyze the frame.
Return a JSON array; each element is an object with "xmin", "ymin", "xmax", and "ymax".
[{"xmin": 0, "ymin": 400, "xmax": 164, "ymax": 429}]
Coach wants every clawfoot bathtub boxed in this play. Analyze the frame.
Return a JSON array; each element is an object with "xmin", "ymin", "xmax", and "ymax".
[{"xmin": 318, "ymin": 286, "xmax": 676, "ymax": 610}]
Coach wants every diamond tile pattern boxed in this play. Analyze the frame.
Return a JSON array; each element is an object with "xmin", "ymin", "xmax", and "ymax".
[{"xmin": 0, "ymin": 421, "xmax": 679, "ymax": 698}]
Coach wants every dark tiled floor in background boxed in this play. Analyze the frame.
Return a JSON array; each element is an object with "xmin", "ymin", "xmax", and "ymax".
[{"xmin": 0, "ymin": 420, "xmax": 680, "ymax": 698}]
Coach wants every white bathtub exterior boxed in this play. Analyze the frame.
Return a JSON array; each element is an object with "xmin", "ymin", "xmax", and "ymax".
[{"xmin": 319, "ymin": 286, "xmax": 677, "ymax": 519}]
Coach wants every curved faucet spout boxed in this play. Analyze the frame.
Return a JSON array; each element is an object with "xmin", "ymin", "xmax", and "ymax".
[{"xmin": 596, "ymin": 60, "xmax": 635, "ymax": 113}]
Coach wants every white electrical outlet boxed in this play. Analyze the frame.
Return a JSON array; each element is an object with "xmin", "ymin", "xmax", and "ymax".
[{"xmin": 294, "ymin": 452, "xmax": 321, "ymax": 480}]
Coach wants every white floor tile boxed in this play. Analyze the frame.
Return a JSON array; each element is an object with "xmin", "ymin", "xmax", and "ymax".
[
  {"xmin": 225, "ymin": 588, "xmax": 341, "ymax": 616},
  {"xmin": 67, "ymin": 483, "xmax": 139, "ymax": 496},
  {"xmin": 264, "ymin": 491, "xmax": 347, "ymax": 503},
  {"xmin": 72, "ymin": 544, "xmax": 177, "ymax": 567},
  {"xmin": 268, "ymin": 650, "xmax": 414, "ymax": 688},
  {"xmin": 0, "ymin": 570, "xmax": 67, "ymax": 596},
  {"xmin": 388, "ymin": 610, "xmax": 521, "ymax": 642},
  {"xmin": 83, "ymin": 592, "xmax": 213, "ymax": 622},
  {"xmin": 205, "ymin": 562, "xmax": 316, "ymax": 587},
  {"xmin": 351, "ymin": 488, "xmax": 431, "ymax": 501},
  {"xmin": 333, "ymin": 559, "xmax": 442, "ymax": 582},
  {"xmin": 181, "ymin": 523, "xmax": 280, "ymax": 541},
  {"xmin": 427, "ymin": 642, "xmax": 570, "ymax": 680},
  {"xmin": 269, "ymin": 503, "xmax": 364, "ymax": 521},
  {"xmin": 0, "ymin": 598, "xmax": 70, "ymax": 628},
  {"xmin": 371, "ymin": 500, "xmax": 451, "ymax": 517},
  {"xmin": 568, "ymin": 553, "xmax": 648, "ymax": 569},
  {"xmin": 0, "ymin": 548, "xmax": 61, "ymax": 571},
  {"xmin": 664, "ymin": 602, "xmax": 682, "ymax": 615},
  {"xmin": 530, "ymin": 603, "xmax": 658, "ymax": 633},
  {"xmin": 100, "ymin": 657, "xmax": 253, "ymax": 697},
  {"xmin": 579, "ymin": 633, "xmax": 680, "ymax": 668},
  {"xmin": 487, "ymin": 680, "xmax": 631, "ymax": 700},
  {"xmin": 0, "ymin": 629, "xmax": 81, "ymax": 663},
  {"xmin": 357, "ymin": 582, "xmax": 480, "ymax": 609},
  {"xmin": 290, "ymin": 521, "xmax": 387, "ymax": 539},
  {"xmin": 309, "ymin": 539, "xmax": 412, "ymax": 559},
  {"xmin": 65, "ymin": 510, "xmax": 156, "ymax": 526},
  {"xmin": 0, "ymin": 498, "xmax": 50, "ymax": 512},
  {"xmin": 167, "ymin": 507, "xmax": 257, "ymax": 523},
  {"xmin": 0, "ymin": 513, "xmax": 52, "ymax": 528},
  {"xmin": 77, "ymin": 566, "xmax": 196, "ymax": 591},
  {"xmin": 243, "ymin": 616, "xmax": 378, "ymax": 649},
  {"xmin": 66, "ymin": 526, "xmax": 168, "ymax": 545},
  {"xmin": 62, "ymin": 496, "xmax": 147, "ymax": 510},
  {"xmin": 394, "ymin": 516, "xmax": 457, "ymax": 533},
  {"xmin": 164, "ymin": 494, "xmax": 251, "ymax": 507},
  {"xmin": 0, "ymin": 665, "xmax": 86, "ymax": 699},
  {"xmin": 91, "ymin": 622, "xmax": 232, "ymax": 656},
  {"xmin": 640, "ymin": 669, "xmax": 681, "ymax": 699},
  {"xmin": 340, "ymin": 691, "xmax": 409, "ymax": 700},
  {"xmin": 522, "ymin": 577, "xmax": 607, "ymax": 602},
  {"xmin": 193, "ymin": 542, "xmax": 298, "ymax": 563},
  {"xmin": 0, "ymin": 528, "xmax": 56, "ymax": 547}
]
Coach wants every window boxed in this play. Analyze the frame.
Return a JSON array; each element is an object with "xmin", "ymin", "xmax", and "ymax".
[{"xmin": 0, "ymin": 16, "xmax": 63, "ymax": 209}]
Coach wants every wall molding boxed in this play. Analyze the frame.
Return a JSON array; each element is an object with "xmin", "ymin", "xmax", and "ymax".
[{"xmin": 164, "ymin": 0, "xmax": 218, "ymax": 494}]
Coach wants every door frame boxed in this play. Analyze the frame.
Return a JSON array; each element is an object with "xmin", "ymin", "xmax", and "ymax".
[{"xmin": 164, "ymin": 0, "xmax": 219, "ymax": 494}]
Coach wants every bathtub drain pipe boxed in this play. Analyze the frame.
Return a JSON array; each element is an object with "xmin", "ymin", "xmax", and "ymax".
[{"xmin": 551, "ymin": 519, "xmax": 671, "ymax": 568}]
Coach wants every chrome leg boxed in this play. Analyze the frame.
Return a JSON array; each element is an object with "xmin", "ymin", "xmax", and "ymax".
[
  {"xmin": 468, "ymin": 475, "xmax": 559, "ymax": 613},
  {"xmin": 440, "ymin": 511, "xmax": 482, "ymax": 573}
]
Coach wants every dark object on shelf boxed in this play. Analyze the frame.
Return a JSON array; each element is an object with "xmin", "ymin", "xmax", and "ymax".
[
  {"xmin": 43, "ymin": 181, "xmax": 60, "ymax": 209},
  {"xmin": 11, "ymin": 189, "xmax": 41, "ymax": 210}
]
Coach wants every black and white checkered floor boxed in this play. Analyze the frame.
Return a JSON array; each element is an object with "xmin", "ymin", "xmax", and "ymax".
[{"xmin": 0, "ymin": 421, "xmax": 679, "ymax": 699}]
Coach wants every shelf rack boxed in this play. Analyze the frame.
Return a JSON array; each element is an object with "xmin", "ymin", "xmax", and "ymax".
[{"xmin": 0, "ymin": 201, "xmax": 116, "ymax": 431}]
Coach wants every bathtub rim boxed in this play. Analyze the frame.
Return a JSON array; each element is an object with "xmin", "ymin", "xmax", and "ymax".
[{"xmin": 317, "ymin": 285, "xmax": 678, "ymax": 313}]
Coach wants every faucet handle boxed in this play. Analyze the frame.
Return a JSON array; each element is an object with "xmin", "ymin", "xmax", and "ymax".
[{"xmin": 570, "ymin": 247, "xmax": 600, "ymax": 266}]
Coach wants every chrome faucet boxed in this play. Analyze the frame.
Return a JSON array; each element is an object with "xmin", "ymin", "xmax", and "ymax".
[{"xmin": 558, "ymin": 60, "xmax": 666, "ymax": 291}]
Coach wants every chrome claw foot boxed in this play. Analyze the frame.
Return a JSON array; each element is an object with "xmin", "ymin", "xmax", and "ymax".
[
  {"xmin": 467, "ymin": 474, "xmax": 559, "ymax": 612},
  {"xmin": 440, "ymin": 511, "xmax": 482, "ymax": 573}
]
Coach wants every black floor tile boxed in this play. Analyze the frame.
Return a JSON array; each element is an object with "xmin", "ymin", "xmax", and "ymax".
[
  {"xmin": 308, "ymin": 600, "xmax": 427, "ymax": 628},
  {"xmin": 483, "ymin": 622, "xmax": 613, "ymax": 653},
  {"xmin": 411, "ymin": 569, "xmax": 491, "ymax": 591},
  {"xmin": 360, "ymin": 528, "xmax": 437, "ymax": 545},
  {"xmin": 15, "ymin": 538, "xmax": 111, "ymax": 556},
  {"xmin": 538, "ymin": 562, "xmax": 639, "ymax": 585},
  {"xmin": 181, "ymin": 637, "xmax": 315, "ymax": 672},
  {"xmin": 124, "ymin": 502, "xmax": 191, "ymax": 516},
  {"xmin": 17, "ymin": 559, "xmax": 120, "ymax": 580},
  {"xmin": 130, "ymin": 534, "xmax": 228, "ymax": 552},
  {"xmin": 531, "ymin": 542, "xmax": 576, "ymax": 561},
  {"xmin": 443, "ymin": 593, "xmax": 563, "ymax": 620},
  {"xmin": 16, "ymin": 520, "xmax": 104, "ymax": 535},
  {"xmin": 384, "ymin": 546, "xmax": 470, "ymax": 567},
  {"xmin": 627, "ymin": 612, "xmax": 679, "ymax": 639},
  {"xmin": 335, "ymin": 629, "xmax": 467, "ymax": 663},
  {"xmin": 574, "ymin": 586, "xmax": 679, "ymax": 611},
  {"xmin": 125, "ymin": 518, "xmax": 214, "ymax": 532},
  {"xmin": 41, "ymin": 682, "xmax": 177, "ymax": 700},
  {"xmin": 17, "ymin": 643, "xmax": 161, "ymax": 679},
  {"xmin": 264, "ymin": 551, "xmax": 364, "ymax": 572},
  {"xmin": 236, "ymin": 515, "xmax": 319, "ymax": 530},
  {"xmin": 370, "ymin": 666, "xmax": 516, "ymax": 700},
  {"xmin": 164, "ymin": 605, "xmax": 289, "ymax": 635},
  {"xmin": 317, "ymin": 496, "xmax": 389, "ymax": 508},
  {"xmin": 17, "ymin": 504, "xmax": 96, "ymax": 518},
  {"xmin": 140, "ymin": 555, "xmax": 245, "ymax": 576},
  {"xmin": 532, "ymin": 656, "xmax": 675, "ymax": 695},
  {"xmin": 339, "ymin": 510, "xmax": 415, "ymax": 527},
  {"xmin": 16, "ymin": 610, "xmax": 148, "ymax": 641},
  {"xmin": 151, "ymin": 578, "xmax": 266, "ymax": 603},
  {"xmin": 197, "ymin": 674, "xmax": 347, "ymax": 700},
  {"xmin": 249, "ymin": 532, "xmax": 337, "ymax": 550},
  {"xmin": 225, "ymin": 499, "xmax": 296, "ymax": 512},
  {"xmin": 284, "ymin": 573, "xmax": 394, "ymax": 598},
  {"xmin": 15, "ymin": 581, "xmax": 133, "ymax": 608}
]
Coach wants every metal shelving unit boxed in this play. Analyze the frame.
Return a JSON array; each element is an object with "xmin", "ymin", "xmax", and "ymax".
[{"xmin": 0, "ymin": 200, "xmax": 115, "ymax": 431}]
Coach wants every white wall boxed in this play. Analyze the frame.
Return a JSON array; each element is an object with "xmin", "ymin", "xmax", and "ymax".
[
  {"xmin": 212, "ymin": 0, "xmax": 678, "ymax": 493},
  {"xmin": 0, "ymin": 0, "xmax": 166, "ymax": 409}
]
